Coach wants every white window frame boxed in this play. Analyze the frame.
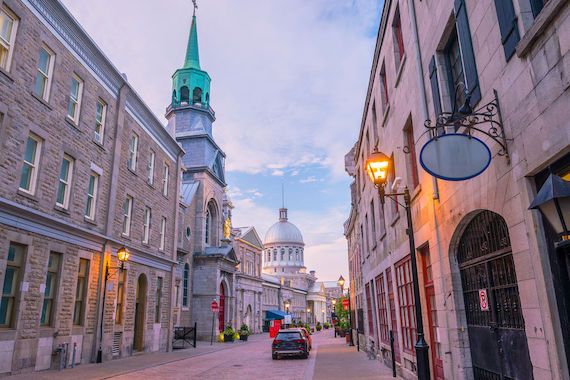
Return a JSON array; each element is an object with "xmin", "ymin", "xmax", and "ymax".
[
  {"xmin": 56, "ymin": 154, "xmax": 74, "ymax": 209},
  {"xmin": 19, "ymin": 134, "xmax": 42, "ymax": 195},
  {"xmin": 122, "ymin": 196, "xmax": 133, "ymax": 236},
  {"xmin": 85, "ymin": 172, "xmax": 99, "ymax": 220},
  {"xmin": 67, "ymin": 74, "xmax": 83, "ymax": 123},
  {"xmin": 34, "ymin": 45, "xmax": 54, "ymax": 101},
  {"xmin": 143, "ymin": 207, "xmax": 151, "ymax": 244},
  {"xmin": 127, "ymin": 134, "xmax": 138, "ymax": 171},
  {"xmin": 0, "ymin": 6, "xmax": 18, "ymax": 72},
  {"xmin": 162, "ymin": 163, "xmax": 169, "ymax": 197},
  {"xmin": 159, "ymin": 216, "xmax": 166, "ymax": 251},
  {"xmin": 94, "ymin": 99, "xmax": 106, "ymax": 143},
  {"xmin": 147, "ymin": 151, "xmax": 155, "ymax": 185}
]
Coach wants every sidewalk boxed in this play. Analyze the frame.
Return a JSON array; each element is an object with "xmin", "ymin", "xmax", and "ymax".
[
  {"xmin": 8, "ymin": 334, "xmax": 268, "ymax": 380},
  {"xmin": 312, "ymin": 331, "xmax": 397, "ymax": 380}
]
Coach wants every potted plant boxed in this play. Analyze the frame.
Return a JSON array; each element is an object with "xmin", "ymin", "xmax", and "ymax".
[
  {"xmin": 316, "ymin": 322, "xmax": 322, "ymax": 331},
  {"xmin": 223, "ymin": 325, "xmax": 235, "ymax": 343},
  {"xmin": 323, "ymin": 322, "xmax": 330, "ymax": 329},
  {"xmin": 239, "ymin": 324, "xmax": 250, "ymax": 341},
  {"xmin": 304, "ymin": 323, "xmax": 312, "ymax": 334}
]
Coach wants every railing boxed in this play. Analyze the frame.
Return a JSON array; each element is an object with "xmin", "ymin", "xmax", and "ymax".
[{"xmin": 172, "ymin": 323, "xmax": 197, "ymax": 349}]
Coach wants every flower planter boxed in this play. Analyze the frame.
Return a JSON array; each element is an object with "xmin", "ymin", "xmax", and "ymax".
[
  {"xmin": 345, "ymin": 334, "xmax": 350, "ymax": 343},
  {"xmin": 239, "ymin": 334, "xmax": 248, "ymax": 341},
  {"xmin": 224, "ymin": 334, "xmax": 234, "ymax": 343}
]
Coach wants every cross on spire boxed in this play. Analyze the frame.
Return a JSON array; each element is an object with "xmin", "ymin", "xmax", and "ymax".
[{"xmin": 192, "ymin": 0, "xmax": 198, "ymax": 16}]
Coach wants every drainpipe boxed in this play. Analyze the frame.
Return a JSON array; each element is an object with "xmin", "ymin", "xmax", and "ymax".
[{"xmin": 407, "ymin": 0, "xmax": 439, "ymax": 201}]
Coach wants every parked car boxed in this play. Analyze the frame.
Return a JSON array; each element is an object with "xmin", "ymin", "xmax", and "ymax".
[
  {"xmin": 290, "ymin": 327, "xmax": 312, "ymax": 350},
  {"xmin": 272, "ymin": 329, "xmax": 309, "ymax": 360}
]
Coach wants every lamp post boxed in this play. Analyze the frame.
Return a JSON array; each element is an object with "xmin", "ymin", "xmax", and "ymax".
[
  {"xmin": 337, "ymin": 275, "xmax": 354, "ymax": 346},
  {"xmin": 332, "ymin": 299, "xmax": 337, "ymax": 337},
  {"xmin": 284, "ymin": 300, "xmax": 290, "ymax": 327},
  {"xmin": 365, "ymin": 150, "xmax": 430, "ymax": 380},
  {"xmin": 96, "ymin": 247, "xmax": 129, "ymax": 363}
]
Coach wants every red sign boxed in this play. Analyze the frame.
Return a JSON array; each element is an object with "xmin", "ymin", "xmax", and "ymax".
[
  {"xmin": 211, "ymin": 300, "xmax": 219, "ymax": 313},
  {"xmin": 478, "ymin": 289, "xmax": 489, "ymax": 311},
  {"xmin": 342, "ymin": 299, "xmax": 349, "ymax": 311}
]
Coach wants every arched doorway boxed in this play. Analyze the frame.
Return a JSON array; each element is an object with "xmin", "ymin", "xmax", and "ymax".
[
  {"xmin": 218, "ymin": 282, "xmax": 225, "ymax": 332},
  {"xmin": 133, "ymin": 274, "xmax": 147, "ymax": 352},
  {"xmin": 245, "ymin": 305, "xmax": 252, "ymax": 329},
  {"xmin": 456, "ymin": 210, "xmax": 532, "ymax": 379}
]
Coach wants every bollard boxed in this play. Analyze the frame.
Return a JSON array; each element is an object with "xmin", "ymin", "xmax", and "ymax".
[
  {"xmin": 390, "ymin": 330, "xmax": 396, "ymax": 377},
  {"xmin": 64, "ymin": 343, "xmax": 69, "ymax": 369},
  {"xmin": 56, "ymin": 345, "xmax": 65, "ymax": 371},
  {"xmin": 72, "ymin": 342, "xmax": 77, "ymax": 368}
]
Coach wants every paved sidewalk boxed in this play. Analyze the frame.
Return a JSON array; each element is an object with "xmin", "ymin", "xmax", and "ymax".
[
  {"xmin": 8, "ymin": 334, "xmax": 268, "ymax": 380},
  {"xmin": 313, "ymin": 331, "xmax": 396, "ymax": 380}
]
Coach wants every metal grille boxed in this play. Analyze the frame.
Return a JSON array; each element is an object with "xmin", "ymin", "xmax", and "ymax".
[
  {"xmin": 473, "ymin": 367, "xmax": 514, "ymax": 380},
  {"xmin": 112, "ymin": 332, "xmax": 122, "ymax": 357},
  {"xmin": 457, "ymin": 211, "xmax": 511, "ymax": 265}
]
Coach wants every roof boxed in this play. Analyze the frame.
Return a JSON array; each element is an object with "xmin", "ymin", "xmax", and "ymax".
[
  {"xmin": 264, "ymin": 209, "xmax": 304, "ymax": 245},
  {"xmin": 180, "ymin": 181, "xmax": 199, "ymax": 205},
  {"xmin": 321, "ymin": 281, "xmax": 341, "ymax": 288},
  {"xmin": 204, "ymin": 245, "xmax": 238, "ymax": 262},
  {"xmin": 266, "ymin": 310, "xmax": 288, "ymax": 321},
  {"xmin": 184, "ymin": 15, "xmax": 200, "ymax": 69},
  {"xmin": 234, "ymin": 226, "xmax": 263, "ymax": 249}
]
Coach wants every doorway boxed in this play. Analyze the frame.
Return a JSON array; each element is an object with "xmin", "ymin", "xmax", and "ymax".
[
  {"xmin": 218, "ymin": 281, "xmax": 225, "ymax": 332},
  {"xmin": 456, "ymin": 211, "xmax": 533, "ymax": 379},
  {"xmin": 133, "ymin": 274, "xmax": 147, "ymax": 352}
]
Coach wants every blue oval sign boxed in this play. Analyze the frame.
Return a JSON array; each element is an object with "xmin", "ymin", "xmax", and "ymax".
[{"xmin": 419, "ymin": 133, "xmax": 492, "ymax": 181}]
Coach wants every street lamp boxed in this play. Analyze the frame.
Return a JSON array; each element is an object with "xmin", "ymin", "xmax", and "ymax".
[
  {"xmin": 366, "ymin": 150, "xmax": 430, "ymax": 380},
  {"xmin": 97, "ymin": 247, "xmax": 130, "ymax": 363},
  {"xmin": 337, "ymin": 275, "xmax": 354, "ymax": 346},
  {"xmin": 529, "ymin": 174, "xmax": 570, "ymax": 248},
  {"xmin": 332, "ymin": 299, "xmax": 337, "ymax": 337}
]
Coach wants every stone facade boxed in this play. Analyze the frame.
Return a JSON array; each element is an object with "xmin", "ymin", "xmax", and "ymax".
[
  {"xmin": 0, "ymin": 0, "xmax": 182, "ymax": 374},
  {"xmin": 345, "ymin": 0, "xmax": 570, "ymax": 379}
]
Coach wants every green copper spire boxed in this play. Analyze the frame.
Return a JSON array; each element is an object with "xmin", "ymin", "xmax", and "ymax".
[{"xmin": 184, "ymin": 15, "xmax": 200, "ymax": 69}]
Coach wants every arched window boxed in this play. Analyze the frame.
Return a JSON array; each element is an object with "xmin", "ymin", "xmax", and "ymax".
[
  {"xmin": 205, "ymin": 209, "xmax": 210, "ymax": 244},
  {"xmin": 172, "ymin": 90, "xmax": 177, "ymax": 104},
  {"xmin": 280, "ymin": 248, "xmax": 285, "ymax": 260},
  {"xmin": 183, "ymin": 263, "xmax": 189, "ymax": 307},
  {"xmin": 205, "ymin": 92, "xmax": 210, "ymax": 103},
  {"xmin": 180, "ymin": 86, "xmax": 189, "ymax": 103},
  {"xmin": 273, "ymin": 249, "xmax": 277, "ymax": 261},
  {"xmin": 205, "ymin": 201, "xmax": 217, "ymax": 245},
  {"xmin": 288, "ymin": 253, "xmax": 292, "ymax": 261},
  {"xmin": 193, "ymin": 87, "xmax": 203, "ymax": 104}
]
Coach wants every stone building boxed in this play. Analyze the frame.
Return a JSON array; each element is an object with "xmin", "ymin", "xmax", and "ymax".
[
  {"xmin": 0, "ymin": 0, "xmax": 182, "ymax": 374},
  {"xmin": 345, "ymin": 0, "xmax": 569, "ymax": 379}
]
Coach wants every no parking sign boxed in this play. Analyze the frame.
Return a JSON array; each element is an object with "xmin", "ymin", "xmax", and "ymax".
[{"xmin": 478, "ymin": 289, "xmax": 489, "ymax": 311}]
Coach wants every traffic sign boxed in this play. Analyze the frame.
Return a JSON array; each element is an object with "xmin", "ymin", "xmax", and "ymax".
[
  {"xmin": 211, "ymin": 300, "xmax": 219, "ymax": 313},
  {"xmin": 342, "ymin": 299, "xmax": 349, "ymax": 311},
  {"xmin": 478, "ymin": 289, "xmax": 489, "ymax": 311}
]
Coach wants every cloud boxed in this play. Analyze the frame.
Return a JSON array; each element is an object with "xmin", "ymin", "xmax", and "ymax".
[
  {"xmin": 271, "ymin": 170, "xmax": 285, "ymax": 177},
  {"xmin": 299, "ymin": 176, "xmax": 321, "ymax": 184}
]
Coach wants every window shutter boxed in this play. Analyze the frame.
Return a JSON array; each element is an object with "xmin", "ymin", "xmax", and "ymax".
[
  {"xmin": 530, "ymin": 0, "xmax": 546, "ymax": 18},
  {"xmin": 494, "ymin": 0, "xmax": 520, "ymax": 60},
  {"xmin": 429, "ymin": 57, "xmax": 442, "ymax": 117},
  {"xmin": 454, "ymin": 0, "xmax": 481, "ymax": 107}
]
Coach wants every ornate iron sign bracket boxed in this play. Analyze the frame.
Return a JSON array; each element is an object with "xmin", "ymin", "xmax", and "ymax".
[{"xmin": 423, "ymin": 89, "xmax": 511, "ymax": 164}]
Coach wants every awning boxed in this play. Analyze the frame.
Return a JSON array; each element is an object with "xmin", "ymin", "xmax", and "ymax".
[{"xmin": 265, "ymin": 310, "xmax": 287, "ymax": 321}]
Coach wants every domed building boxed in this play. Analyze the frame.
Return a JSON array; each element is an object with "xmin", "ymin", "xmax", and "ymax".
[{"xmin": 261, "ymin": 207, "xmax": 327, "ymax": 326}]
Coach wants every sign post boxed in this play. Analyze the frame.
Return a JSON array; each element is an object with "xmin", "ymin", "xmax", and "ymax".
[{"xmin": 210, "ymin": 300, "xmax": 219, "ymax": 345}]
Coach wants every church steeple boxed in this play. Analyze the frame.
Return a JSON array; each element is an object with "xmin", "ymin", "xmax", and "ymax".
[{"xmin": 183, "ymin": 15, "xmax": 200, "ymax": 70}]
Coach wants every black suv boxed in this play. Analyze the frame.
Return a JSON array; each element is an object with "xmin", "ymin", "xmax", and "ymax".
[{"xmin": 272, "ymin": 329, "xmax": 309, "ymax": 360}]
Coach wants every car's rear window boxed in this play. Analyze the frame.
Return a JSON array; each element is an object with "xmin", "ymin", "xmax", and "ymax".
[{"xmin": 276, "ymin": 332, "xmax": 302, "ymax": 341}]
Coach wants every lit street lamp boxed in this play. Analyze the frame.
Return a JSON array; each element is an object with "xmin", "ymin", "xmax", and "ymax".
[
  {"xmin": 337, "ymin": 275, "xmax": 354, "ymax": 346},
  {"xmin": 97, "ymin": 247, "xmax": 130, "ymax": 363},
  {"xmin": 332, "ymin": 299, "xmax": 337, "ymax": 338},
  {"xmin": 365, "ymin": 150, "xmax": 430, "ymax": 380}
]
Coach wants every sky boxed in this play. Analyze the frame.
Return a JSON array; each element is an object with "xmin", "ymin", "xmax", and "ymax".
[{"xmin": 60, "ymin": 0, "xmax": 382, "ymax": 281}]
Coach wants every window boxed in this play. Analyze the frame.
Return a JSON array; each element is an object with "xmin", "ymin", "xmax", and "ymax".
[
  {"xmin": 530, "ymin": 0, "xmax": 549, "ymax": 18},
  {"xmin": 360, "ymin": 225, "xmax": 365, "ymax": 263},
  {"xmin": 73, "ymin": 258, "xmax": 89, "ymax": 325},
  {"xmin": 147, "ymin": 151, "xmax": 155, "ymax": 185},
  {"xmin": 280, "ymin": 248, "xmax": 284, "ymax": 261},
  {"xmin": 41, "ymin": 252, "xmax": 61, "ymax": 326},
  {"xmin": 404, "ymin": 121, "xmax": 419, "ymax": 189},
  {"xmin": 388, "ymin": 155, "xmax": 398, "ymax": 216},
  {"xmin": 159, "ymin": 217, "xmax": 166, "ymax": 251},
  {"xmin": 155, "ymin": 277, "xmax": 163, "ymax": 323},
  {"xmin": 493, "ymin": 0, "xmax": 520, "ymax": 60},
  {"xmin": 428, "ymin": 57, "xmax": 443, "ymax": 121},
  {"xmin": 94, "ymin": 99, "xmax": 107, "ymax": 143},
  {"xmin": 365, "ymin": 214, "xmax": 370, "ymax": 254},
  {"xmin": 56, "ymin": 155, "xmax": 74, "ymax": 209},
  {"xmin": 162, "ymin": 163, "xmax": 169, "ymax": 197},
  {"xmin": 127, "ymin": 134, "xmax": 138, "ymax": 171},
  {"xmin": 273, "ymin": 250, "xmax": 277, "ymax": 261},
  {"xmin": 371, "ymin": 101, "xmax": 378, "ymax": 142},
  {"xmin": 392, "ymin": 5, "xmax": 405, "ymax": 69},
  {"xmin": 115, "ymin": 269, "xmax": 126, "ymax": 324},
  {"xmin": 122, "ymin": 196, "xmax": 133, "ymax": 236},
  {"xmin": 376, "ymin": 274, "xmax": 389, "ymax": 344},
  {"xmin": 19, "ymin": 134, "xmax": 42, "ymax": 194},
  {"xmin": 0, "ymin": 6, "xmax": 18, "ymax": 72},
  {"xmin": 34, "ymin": 46, "xmax": 54, "ymax": 101},
  {"xmin": 445, "ymin": 29, "xmax": 465, "ymax": 111},
  {"xmin": 205, "ymin": 209, "xmax": 211, "ymax": 244},
  {"xmin": 0, "ymin": 243, "xmax": 24, "ymax": 327},
  {"xmin": 182, "ymin": 263, "xmax": 189, "ymax": 307},
  {"xmin": 379, "ymin": 63, "xmax": 389, "ymax": 113},
  {"xmin": 370, "ymin": 200, "xmax": 377, "ymax": 244},
  {"xmin": 85, "ymin": 172, "xmax": 99, "ymax": 220},
  {"xmin": 67, "ymin": 75, "xmax": 83, "ymax": 123},
  {"xmin": 143, "ymin": 207, "xmax": 151, "ymax": 244},
  {"xmin": 396, "ymin": 257, "xmax": 416, "ymax": 352},
  {"xmin": 365, "ymin": 283, "xmax": 375, "ymax": 340}
]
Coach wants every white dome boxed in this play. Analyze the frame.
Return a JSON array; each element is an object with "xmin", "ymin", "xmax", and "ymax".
[
  {"xmin": 265, "ymin": 221, "xmax": 304, "ymax": 245},
  {"xmin": 264, "ymin": 208, "xmax": 304, "ymax": 245}
]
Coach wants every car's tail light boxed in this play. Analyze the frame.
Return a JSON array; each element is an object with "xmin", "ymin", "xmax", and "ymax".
[
  {"xmin": 273, "ymin": 340, "xmax": 282, "ymax": 345},
  {"xmin": 295, "ymin": 339, "xmax": 305, "ymax": 343}
]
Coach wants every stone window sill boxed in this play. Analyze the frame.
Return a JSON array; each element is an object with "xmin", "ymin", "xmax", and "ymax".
[
  {"xmin": 84, "ymin": 216, "xmax": 97, "ymax": 225},
  {"xmin": 65, "ymin": 116, "xmax": 80, "ymax": 130},
  {"xmin": 30, "ymin": 91, "xmax": 52, "ymax": 110},
  {"xmin": 17, "ymin": 188, "xmax": 39, "ymax": 202},
  {"xmin": 390, "ymin": 212, "xmax": 400, "ymax": 227},
  {"xmin": 394, "ymin": 55, "xmax": 407, "ymax": 88},
  {"xmin": 517, "ymin": 0, "xmax": 566, "ymax": 57},
  {"xmin": 92, "ymin": 138, "xmax": 105, "ymax": 151},
  {"xmin": 127, "ymin": 167, "xmax": 137, "ymax": 176},
  {"xmin": 381, "ymin": 105, "xmax": 391, "ymax": 128},
  {"xmin": 0, "ymin": 67, "xmax": 14, "ymax": 83},
  {"xmin": 54, "ymin": 205, "xmax": 70, "ymax": 215}
]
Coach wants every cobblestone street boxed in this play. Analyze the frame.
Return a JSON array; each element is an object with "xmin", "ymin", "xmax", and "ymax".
[{"xmin": 11, "ymin": 330, "xmax": 394, "ymax": 380}]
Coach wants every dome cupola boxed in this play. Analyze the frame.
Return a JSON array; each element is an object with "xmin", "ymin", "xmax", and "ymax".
[{"xmin": 264, "ymin": 208, "xmax": 304, "ymax": 245}]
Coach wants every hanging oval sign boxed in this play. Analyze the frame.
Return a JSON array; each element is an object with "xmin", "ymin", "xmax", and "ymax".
[{"xmin": 419, "ymin": 133, "xmax": 491, "ymax": 181}]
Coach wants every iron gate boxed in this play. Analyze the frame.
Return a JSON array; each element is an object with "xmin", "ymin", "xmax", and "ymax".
[{"xmin": 457, "ymin": 211, "xmax": 533, "ymax": 380}]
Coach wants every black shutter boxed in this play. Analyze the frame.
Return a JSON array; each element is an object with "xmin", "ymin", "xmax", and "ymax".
[
  {"xmin": 530, "ymin": 0, "xmax": 545, "ymax": 18},
  {"xmin": 494, "ymin": 0, "xmax": 520, "ymax": 60},
  {"xmin": 454, "ymin": 0, "xmax": 481, "ymax": 107},
  {"xmin": 429, "ymin": 56, "xmax": 442, "ymax": 117}
]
